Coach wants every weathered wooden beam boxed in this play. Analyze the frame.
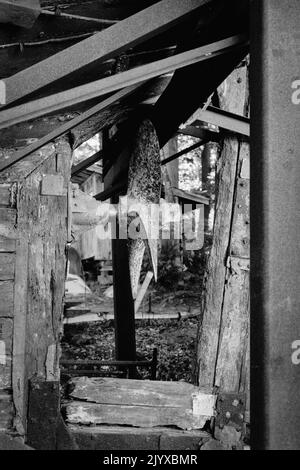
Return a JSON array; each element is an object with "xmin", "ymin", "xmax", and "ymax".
[
  {"xmin": 151, "ymin": 0, "xmax": 250, "ymax": 147},
  {"xmin": 0, "ymin": 83, "xmax": 143, "ymax": 172},
  {"xmin": 0, "ymin": 36, "xmax": 246, "ymax": 128},
  {"xmin": 0, "ymin": 0, "xmax": 41, "ymax": 29},
  {"xmin": 178, "ymin": 125, "xmax": 220, "ymax": 141},
  {"xmin": 0, "ymin": 0, "xmax": 212, "ymax": 106},
  {"xmin": 190, "ymin": 106, "xmax": 250, "ymax": 137}
]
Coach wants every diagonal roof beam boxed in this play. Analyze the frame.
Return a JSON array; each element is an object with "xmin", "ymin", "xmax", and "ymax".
[
  {"xmin": 0, "ymin": 0, "xmax": 212, "ymax": 107},
  {"xmin": 0, "ymin": 83, "xmax": 145, "ymax": 173},
  {"xmin": 0, "ymin": 35, "xmax": 247, "ymax": 131}
]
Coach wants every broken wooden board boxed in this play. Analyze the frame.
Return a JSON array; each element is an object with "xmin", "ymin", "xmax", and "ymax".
[{"xmin": 66, "ymin": 377, "xmax": 216, "ymax": 430}]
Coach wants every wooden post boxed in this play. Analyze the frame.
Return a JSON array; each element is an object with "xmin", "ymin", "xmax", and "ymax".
[
  {"xmin": 196, "ymin": 65, "xmax": 249, "ymax": 449},
  {"xmin": 103, "ymin": 129, "xmax": 136, "ymax": 377}
]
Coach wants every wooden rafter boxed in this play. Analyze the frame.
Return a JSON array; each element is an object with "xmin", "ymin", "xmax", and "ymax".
[
  {"xmin": 0, "ymin": 35, "xmax": 247, "ymax": 128},
  {"xmin": 0, "ymin": 83, "xmax": 144, "ymax": 172},
  {"xmin": 0, "ymin": 0, "xmax": 212, "ymax": 106},
  {"xmin": 189, "ymin": 106, "xmax": 250, "ymax": 137}
]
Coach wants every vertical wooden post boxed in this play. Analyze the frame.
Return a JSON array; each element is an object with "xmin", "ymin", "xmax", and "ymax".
[
  {"xmin": 196, "ymin": 65, "xmax": 249, "ymax": 449},
  {"xmin": 103, "ymin": 129, "xmax": 136, "ymax": 376}
]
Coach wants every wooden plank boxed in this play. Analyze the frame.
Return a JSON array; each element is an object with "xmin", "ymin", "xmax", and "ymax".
[
  {"xmin": 0, "ymin": 76, "xmax": 170, "ymax": 150},
  {"xmin": 69, "ymin": 377, "xmax": 213, "ymax": 409},
  {"xmin": 0, "ymin": 84, "xmax": 143, "ymax": 172},
  {"xmin": 0, "ymin": 253, "xmax": 15, "ymax": 280},
  {"xmin": 0, "ymin": 281, "xmax": 13, "ymax": 317},
  {"xmin": 0, "ymin": 208, "xmax": 16, "ymax": 225},
  {"xmin": 0, "ymin": 1, "xmax": 41, "ymax": 29},
  {"xmin": 172, "ymin": 188, "xmax": 209, "ymax": 205},
  {"xmin": 0, "ymin": 36, "xmax": 245, "ymax": 131},
  {"xmin": 12, "ymin": 239, "xmax": 28, "ymax": 434},
  {"xmin": 0, "ymin": 235, "xmax": 16, "ymax": 253},
  {"xmin": 196, "ymin": 66, "xmax": 249, "ymax": 391},
  {"xmin": 0, "ymin": 317, "xmax": 13, "ymax": 388},
  {"xmin": 66, "ymin": 402, "xmax": 209, "ymax": 430},
  {"xmin": 27, "ymin": 378, "xmax": 60, "ymax": 450},
  {"xmin": 20, "ymin": 140, "xmax": 71, "ymax": 384},
  {"xmin": 0, "ymin": 392, "xmax": 13, "ymax": 431},
  {"xmin": 0, "ymin": 184, "xmax": 12, "ymax": 206},
  {"xmin": 192, "ymin": 106, "xmax": 250, "ymax": 137},
  {"xmin": 0, "ymin": 0, "xmax": 211, "ymax": 106}
]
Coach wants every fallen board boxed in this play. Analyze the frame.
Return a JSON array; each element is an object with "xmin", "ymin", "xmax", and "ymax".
[
  {"xmin": 63, "ymin": 309, "xmax": 200, "ymax": 324},
  {"xmin": 65, "ymin": 377, "xmax": 215, "ymax": 430}
]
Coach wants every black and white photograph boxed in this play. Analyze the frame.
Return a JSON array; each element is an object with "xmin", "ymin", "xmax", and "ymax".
[{"xmin": 0, "ymin": 0, "xmax": 299, "ymax": 454}]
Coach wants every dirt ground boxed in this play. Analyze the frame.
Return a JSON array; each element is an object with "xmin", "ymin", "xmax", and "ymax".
[{"xmin": 62, "ymin": 250, "xmax": 207, "ymax": 383}]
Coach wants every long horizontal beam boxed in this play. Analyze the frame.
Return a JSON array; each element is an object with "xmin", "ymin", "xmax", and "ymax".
[
  {"xmin": 0, "ymin": 0, "xmax": 211, "ymax": 106},
  {"xmin": 0, "ymin": 83, "xmax": 144, "ymax": 172},
  {"xmin": 0, "ymin": 35, "xmax": 247, "ymax": 130}
]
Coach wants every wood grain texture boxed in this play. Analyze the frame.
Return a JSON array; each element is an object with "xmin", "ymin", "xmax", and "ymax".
[
  {"xmin": 0, "ymin": 253, "xmax": 15, "ymax": 280},
  {"xmin": 196, "ymin": 66, "xmax": 249, "ymax": 391},
  {"xmin": 12, "ymin": 239, "xmax": 28, "ymax": 434},
  {"xmin": 0, "ymin": 281, "xmax": 14, "ymax": 317},
  {"xmin": 0, "ymin": 317, "xmax": 13, "ymax": 388},
  {"xmin": 66, "ymin": 402, "xmax": 206, "ymax": 430},
  {"xmin": 0, "ymin": 184, "xmax": 12, "ymax": 206},
  {"xmin": 0, "ymin": 392, "xmax": 13, "ymax": 431},
  {"xmin": 67, "ymin": 377, "xmax": 215, "ymax": 430},
  {"xmin": 16, "ymin": 140, "xmax": 71, "ymax": 384},
  {"xmin": 70, "ymin": 377, "xmax": 203, "ymax": 408}
]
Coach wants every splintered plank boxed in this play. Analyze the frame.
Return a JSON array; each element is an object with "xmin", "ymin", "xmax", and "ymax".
[
  {"xmin": 0, "ymin": 253, "xmax": 15, "ymax": 280},
  {"xmin": 0, "ymin": 281, "xmax": 13, "ymax": 317},
  {"xmin": 66, "ymin": 377, "xmax": 216, "ymax": 430}
]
